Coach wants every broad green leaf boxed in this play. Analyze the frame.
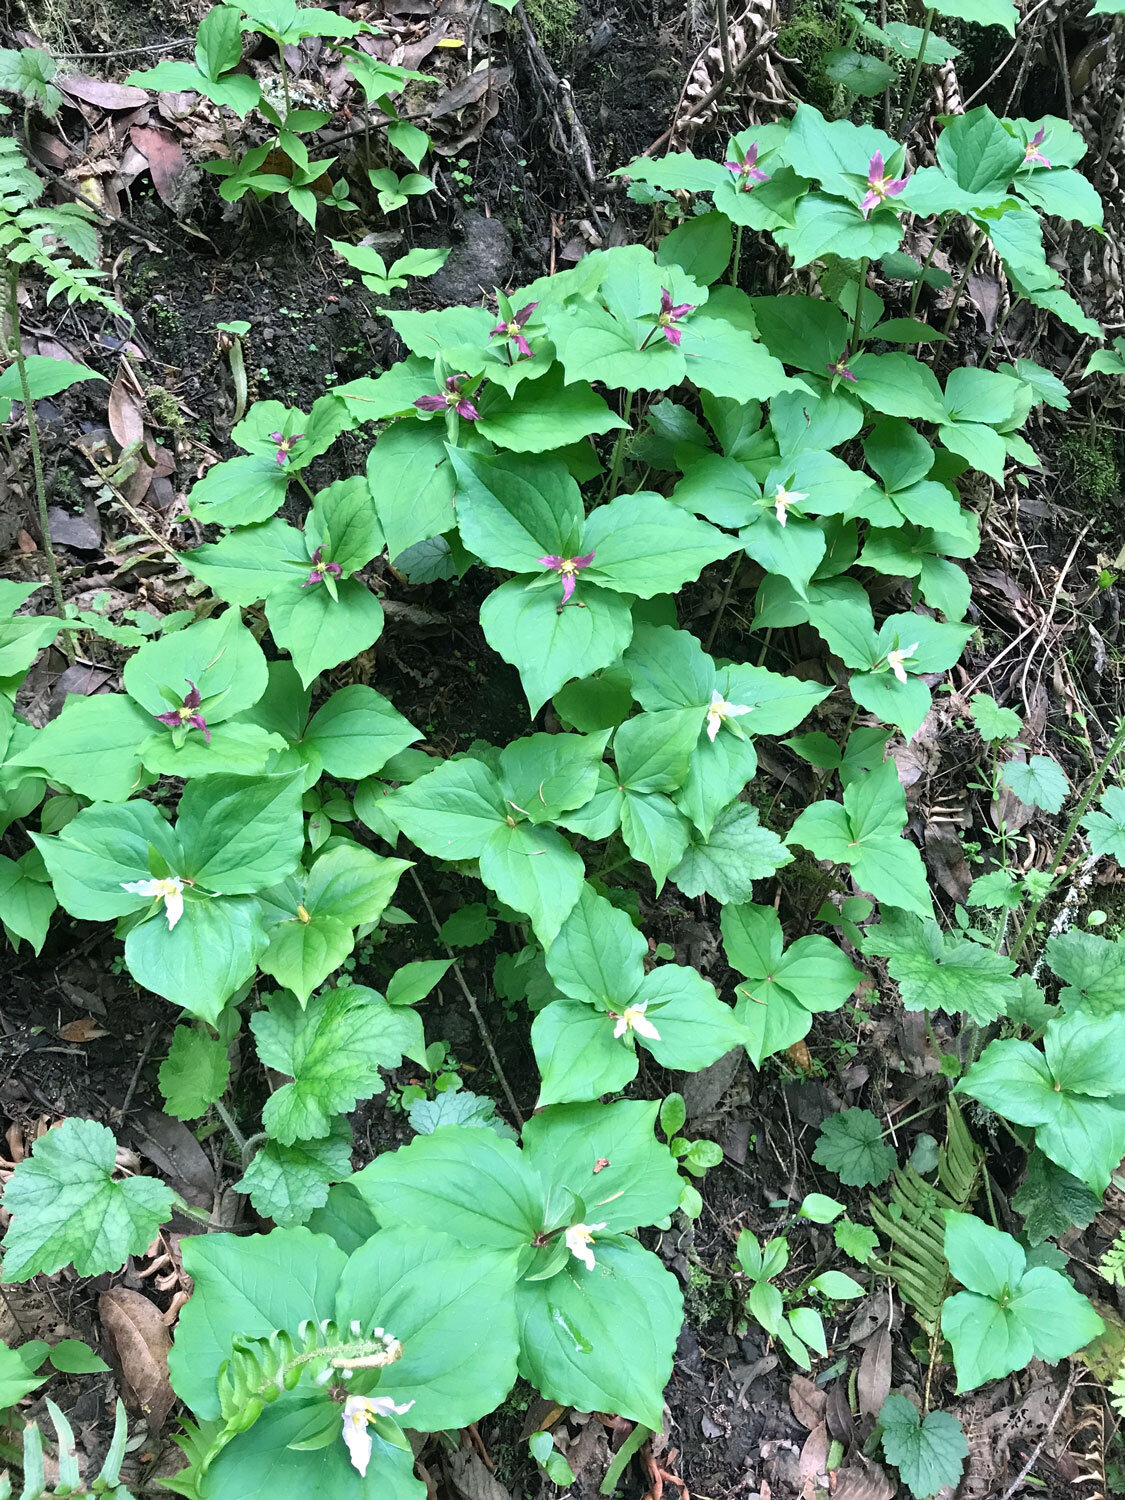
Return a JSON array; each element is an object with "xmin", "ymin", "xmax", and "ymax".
[
  {"xmin": 671, "ymin": 801, "xmax": 792, "ymax": 903},
  {"xmin": 0, "ymin": 1118, "xmax": 175, "ymax": 1282},
  {"xmin": 187, "ymin": 453, "xmax": 289, "ymax": 525},
  {"xmin": 480, "ymin": 578, "xmax": 634, "ymax": 715},
  {"xmin": 862, "ymin": 910, "xmax": 1021, "ymax": 1023},
  {"xmin": 812, "ymin": 1108, "xmax": 896, "ymax": 1187},
  {"xmin": 937, "ymin": 105, "xmax": 1023, "ymax": 195},
  {"xmin": 970, "ymin": 691, "xmax": 1021, "ymax": 742},
  {"xmin": 532, "ymin": 998, "xmax": 639, "ymax": 1105},
  {"xmin": 367, "ymin": 419, "xmax": 456, "ymax": 560},
  {"xmin": 178, "ymin": 773, "xmax": 303, "ymax": 893},
  {"xmin": 176, "ymin": 518, "xmax": 309, "ymax": 604},
  {"xmin": 623, "ymin": 623, "xmax": 715, "ymax": 711},
  {"xmin": 784, "ymin": 104, "xmax": 896, "ymax": 199},
  {"xmin": 477, "ymin": 368, "xmax": 626, "ymax": 453},
  {"xmin": 849, "ymin": 352, "xmax": 947, "ymax": 424},
  {"xmin": 0, "ymin": 851, "xmax": 55, "ymax": 954},
  {"xmin": 1000, "ymin": 754, "xmax": 1068, "ymax": 813},
  {"xmin": 253, "ymin": 986, "xmax": 425, "ymax": 1143},
  {"xmin": 236, "ymin": 1122, "xmax": 353, "ymax": 1226},
  {"xmin": 159, "ymin": 1025, "xmax": 231, "ymax": 1120},
  {"xmin": 479, "ymin": 819, "xmax": 584, "ymax": 945},
  {"xmin": 1045, "ymin": 927, "xmax": 1125, "ymax": 1015},
  {"xmin": 545, "ymin": 882, "xmax": 646, "ymax": 1007},
  {"xmin": 499, "ymin": 730, "xmax": 610, "ymax": 824},
  {"xmin": 636, "ymin": 962, "xmax": 747, "ymax": 1072},
  {"xmin": 775, "ymin": 193, "xmax": 903, "ymax": 267},
  {"xmin": 266, "ymin": 578, "xmax": 385, "ymax": 688},
  {"xmin": 0, "ymin": 354, "xmax": 102, "ymax": 401},
  {"xmin": 583, "ymin": 492, "xmax": 738, "ymax": 599},
  {"xmin": 1079, "ymin": 784, "xmax": 1125, "ymax": 860},
  {"xmin": 33, "ymin": 799, "xmax": 183, "ymax": 921},
  {"xmin": 303, "ymin": 685, "xmax": 419, "ymax": 780},
  {"xmin": 450, "ymin": 449, "xmax": 583, "ymax": 571},
  {"xmin": 620, "ymin": 788, "xmax": 693, "ymax": 889},
  {"xmin": 1011, "ymin": 1150, "xmax": 1101, "ymax": 1247},
  {"xmin": 124, "ymin": 607, "xmax": 267, "ymax": 725},
  {"xmin": 386, "ymin": 958, "xmax": 454, "ymax": 1007},
  {"xmin": 879, "ymin": 1394, "xmax": 968, "ymax": 1500},
  {"xmin": 614, "ymin": 708, "xmax": 702, "ymax": 793},
  {"xmin": 383, "ymin": 757, "xmax": 506, "ymax": 858},
  {"xmin": 680, "ymin": 320, "xmax": 799, "ymax": 403},
  {"xmin": 657, "ymin": 210, "xmax": 733, "ymax": 284},
  {"xmin": 124, "ymin": 893, "xmax": 267, "ymax": 1023},
  {"xmin": 0, "ymin": 1342, "xmax": 48, "ymax": 1406},
  {"xmin": 930, "ymin": 0, "xmax": 1017, "ymax": 32}
]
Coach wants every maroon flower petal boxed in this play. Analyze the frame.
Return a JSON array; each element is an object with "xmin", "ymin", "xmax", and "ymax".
[
  {"xmin": 559, "ymin": 571, "xmax": 577, "ymax": 604},
  {"xmin": 574, "ymin": 551, "xmax": 595, "ymax": 569},
  {"xmin": 514, "ymin": 301, "xmax": 538, "ymax": 326},
  {"xmin": 183, "ymin": 678, "xmax": 202, "ymax": 709},
  {"xmin": 513, "ymin": 334, "xmax": 532, "ymax": 358},
  {"xmin": 414, "ymin": 394, "xmax": 448, "ymax": 411},
  {"xmin": 455, "ymin": 399, "xmax": 480, "ymax": 421},
  {"xmin": 154, "ymin": 709, "xmax": 181, "ymax": 729},
  {"xmin": 539, "ymin": 554, "xmax": 564, "ymax": 570},
  {"xmin": 662, "ymin": 324, "xmax": 683, "ymax": 347},
  {"xmin": 187, "ymin": 713, "xmax": 211, "ymax": 744}
]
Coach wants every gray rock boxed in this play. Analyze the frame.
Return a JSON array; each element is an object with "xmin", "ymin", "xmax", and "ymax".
[{"xmin": 426, "ymin": 213, "xmax": 512, "ymax": 307}]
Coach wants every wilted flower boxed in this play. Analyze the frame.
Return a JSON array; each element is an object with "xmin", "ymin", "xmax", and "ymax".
[
  {"xmin": 826, "ymin": 346, "xmax": 857, "ymax": 383},
  {"xmin": 770, "ymin": 483, "xmax": 808, "ymax": 528},
  {"xmin": 303, "ymin": 545, "xmax": 343, "ymax": 588},
  {"xmin": 705, "ymin": 688, "xmax": 753, "ymax": 743},
  {"xmin": 270, "ymin": 430, "xmax": 303, "ymax": 466},
  {"xmin": 154, "ymin": 679, "xmax": 210, "ymax": 743},
  {"xmin": 538, "ymin": 550, "xmax": 595, "ymax": 605},
  {"xmin": 120, "ymin": 875, "xmax": 185, "ymax": 931},
  {"xmin": 341, "ymin": 1393, "xmax": 416, "ymax": 1478},
  {"xmin": 884, "ymin": 642, "xmax": 919, "ymax": 684},
  {"xmin": 1023, "ymin": 126, "xmax": 1050, "ymax": 169},
  {"xmin": 491, "ymin": 300, "xmax": 538, "ymax": 358},
  {"xmin": 612, "ymin": 999, "xmax": 660, "ymax": 1041},
  {"xmin": 859, "ymin": 151, "xmax": 910, "ymax": 217},
  {"xmin": 723, "ymin": 140, "xmax": 770, "ymax": 191},
  {"xmin": 656, "ymin": 287, "xmax": 695, "ymax": 347},
  {"xmin": 564, "ymin": 1221, "xmax": 608, "ymax": 1272},
  {"xmin": 414, "ymin": 375, "xmax": 479, "ymax": 421}
]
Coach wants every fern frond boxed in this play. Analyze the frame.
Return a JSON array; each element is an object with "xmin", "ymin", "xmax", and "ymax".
[
  {"xmin": 1098, "ymin": 1228, "xmax": 1125, "ymax": 1287},
  {"xmin": 869, "ymin": 1099, "xmax": 983, "ymax": 1330}
]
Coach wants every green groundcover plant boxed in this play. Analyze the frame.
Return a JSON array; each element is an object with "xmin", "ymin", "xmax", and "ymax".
[{"xmin": 2, "ymin": 49, "xmax": 1122, "ymax": 1493}]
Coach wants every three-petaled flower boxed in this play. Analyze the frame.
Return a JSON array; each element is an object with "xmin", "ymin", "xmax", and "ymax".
[
  {"xmin": 121, "ymin": 875, "xmax": 185, "ymax": 931},
  {"xmin": 612, "ymin": 999, "xmax": 660, "ymax": 1041},
  {"xmin": 770, "ymin": 483, "xmax": 808, "ymax": 528},
  {"xmin": 706, "ymin": 688, "xmax": 753, "ymax": 743},
  {"xmin": 270, "ymin": 430, "xmax": 303, "ymax": 467},
  {"xmin": 154, "ymin": 679, "xmax": 210, "ymax": 743},
  {"xmin": 827, "ymin": 346, "xmax": 857, "ymax": 383},
  {"xmin": 564, "ymin": 1221, "xmax": 609, "ymax": 1272},
  {"xmin": 341, "ymin": 1393, "xmax": 416, "ymax": 1478},
  {"xmin": 884, "ymin": 642, "xmax": 919, "ymax": 684},
  {"xmin": 303, "ymin": 545, "xmax": 343, "ymax": 588},
  {"xmin": 723, "ymin": 141, "xmax": 770, "ymax": 192},
  {"xmin": 414, "ymin": 375, "xmax": 480, "ymax": 421},
  {"xmin": 538, "ymin": 550, "xmax": 595, "ymax": 606},
  {"xmin": 657, "ymin": 287, "xmax": 695, "ymax": 347},
  {"xmin": 1023, "ymin": 126, "xmax": 1050, "ymax": 169},
  {"xmin": 859, "ymin": 151, "xmax": 910, "ymax": 217},
  {"xmin": 491, "ymin": 300, "xmax": 538, "ymax": 358}
]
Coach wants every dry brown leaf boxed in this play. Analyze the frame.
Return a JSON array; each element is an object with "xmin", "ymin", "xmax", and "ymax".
[
  {"xmin": 788, "ymin": 1374, "xmax": 827, "ymax": 1432},
  {"xmin": 833, "ymin": 1456, "xmax": 895, "ymax": 1500},
  {"xmin": 857, "ymin": 1324, "xmax": 893, "ymax": 1417},
  {"xmin": 58, "ymin": 1017, "xmax": 110, "ymax": 1042},
  {"xmin": 797, "ymin": 1421, "xmax": 829, "ymax": 1482},
  {"xmin": 99, "ymin": 1287, "xmax": 175, "ymax": 1428},
  {"xmin": 108, "ymin": 363, "xmax": 146, "ymax": 451},
  {"xmin": 129, "ymin": 126, "xmax": 187, "ymax": 207},
  {"xmin": 58, "ymin": 74, "xmax": 150, "ymax": 111},
  {"xmin": 447, "ymin": 1446, "xmax": 511, "ymax": 1500}
]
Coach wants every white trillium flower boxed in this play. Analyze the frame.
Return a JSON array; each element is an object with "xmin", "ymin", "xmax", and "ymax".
[
  {"xmin": 564, "ymin": 1220, "xmax": 609, "ymax": 1272},
  {"xmin": 884, "ymin": 642, "xmax": 919, "ymax": 684},
  {"xmin": 705, "ymin": 688, "xmax": 753, "ymax": 743},
  {"xmin": 120, "ymin": 875, "xmax": 185, "ymax": 930},
  {"xmin": 613, "ymin": 999, "xmax": 661, "ymax": 1041},
  {"xmin": 771, "ymin": 484, "xmax": 808, "ymax": 528},
  {"xmin": 342, "ymin": 1393, "xmax": 416, "ymax": 1478}
]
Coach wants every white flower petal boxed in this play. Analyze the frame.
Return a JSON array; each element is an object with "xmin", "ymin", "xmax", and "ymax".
[
  {"xmin": 342, "ymin": 1400, "xmax": 374, "ymax": 1478},
  {"xmin": 164, "ymin": 883, "xmax": 184, "ymax": 930},
  {"xmin": 631, "ymin": 1013, "xmax": 662, "ymax": 1041}
]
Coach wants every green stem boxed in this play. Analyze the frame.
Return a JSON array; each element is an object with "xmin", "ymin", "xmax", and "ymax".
[
  {"xmin": 941, "ymin": 226, "xmax": 985, "ymax": 335},
  {"xmin": 704, "ymin": 552, "xmax": 740, "ymax": 652},
  {"xmin": 729, "ymin": 224, "xmax": 743, "ymax": 287},
  {"xmin": 7, "ymin": 268, "xmax": 73, "ymax": 658},
  {"xmin": 1008, "ymin": 714, "xmax": 1125, "ymax": 965},
  {"xmin": 980, "ymin": 295, "xmax": 1022, "ymax": 365},
  {"xmin": 213, "ymin": 1097, "xmax": 248, "ymax": 1154},
  {"xmin": 277, "ymin": 40, "xmax": 292, "ymax": 118},
  {"xmin": 851, "ymin": 257, "xmax": 870, "ymax": 352},
  {"xmin": 908, "ymin": 216, "xmax": 948, "ymax": 317},
  {"xmin": 898, "ymin": 6, "xmax": 935, "ymax": 136},
  {"xmin": 604, "ymin": 390, "xmax": 633, "ymax": 498}
]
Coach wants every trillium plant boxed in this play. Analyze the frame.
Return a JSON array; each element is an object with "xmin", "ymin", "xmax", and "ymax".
[{"xmin": 0, "ymin": 61, "xmax": 1120, "ymax": 1500}]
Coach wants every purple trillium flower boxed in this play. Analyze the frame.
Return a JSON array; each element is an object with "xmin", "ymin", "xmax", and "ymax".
[
  {"xmin": 1024, "ymin": 126, "xmax": 1050, "ymax": 169},
  {"xmin": 414, "ymin": 375, "xmax": 480, "ymax": 421},
  {"xmin": 154, "ymin": 678, "xmax": 211, "ymax": 743},
  {"xmin": 303, "ymin": 544, "xmax": 343, "ymax": 588},
  {"xmin": 491, "ymin": 300, "xmax": 539, "ymax": 358},
  {"xmin": 657, "ymin": 287, "xmax": 695, "ymax": 347},
  {"xmin": 723, "ymin": 141, "xmax": 770, "ymax": 191},
  {"xmin": 859, "ymin": 151, "xmax": 910, "ymax": 218},
  {"xmin": 270, "ymin": 430, "xmax": 304, "ymax": 467},
  {"xmin": 826, "ymin": 345, "xmax": 857, "ymax": 383},
  {"xmin": 538, "ymin": 550, "xmax": 595, "ymax": 606}
]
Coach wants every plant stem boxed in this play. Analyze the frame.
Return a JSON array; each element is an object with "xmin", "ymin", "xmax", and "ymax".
[
  {"xmin": 1008, "ymin": 714, "xmax": 1125, "ymax": 965},
  {"xmin": 979, "ymin": 296, "xmax": 1021, "ymax": 365},
  {"xmin": 277, "ymin": 41, "xmax": 292, "ymax": 118},
  {"xmin": 604, "ymin": 390, "xmax": 633, "ymax": 498},
  {"xmin": 704, "ymin": 553, "xmax": 741, "ymax": 652},
  {"xmin": 851, "ymin": 257, "xmax": 870, "ymax": 351},
  {"xmin": 908, "ymin": 216, "xmax": 948, "ymax": 317},
  {"xmin": 729, "ymin": 224, "xmax": 743, "ymax": 287},
  {"xmin": 7, "ymin": 268, "xmax": 72, "ymax": 656},
  {"xmin": 213, "ymin": 1097, "xmax": 248, "ymax": 1154},
  {"xmin": 940, "ymin": 226, "xmax": 985, "ymax": 335},
  {"xmin": 898, "ymin": 6, "xmax": 935, "ymax": 135}
]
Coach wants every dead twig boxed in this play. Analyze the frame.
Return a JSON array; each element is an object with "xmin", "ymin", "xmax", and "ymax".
[
  {"xmin": 1017, "ymin": 523, "xmax": 1089, "ymax": 719},
  {"xmin": 997, "ymin": 1368, "xmax": 1081, "ymax": 1500},
  {"xmin": 642, "ymin": 28, "xmax": 776, "ymax": 158}
]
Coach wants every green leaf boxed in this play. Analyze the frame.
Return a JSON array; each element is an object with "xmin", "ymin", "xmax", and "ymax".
[
  {"xmin": 450, "ymin": 449, "xmax": 583, "ymax": 571},
  {"xmin": 499, "ymin": 730, "xmax": 611, "ymax": 823},
  {"xmin": 0, "ymin": 852, "xmax": 55, "ymax": 954},
  {"xmin": 236, "ymin": 1121, "xmax": 353, "ymax": 1226},
  {"xmin": 862, "ymin": 910, "xmax": 1021, "ymax": 1024},
  {"xmin": 930, "ymin": 0, "xmax": 1017, "ymax": 32},
  {"xmin": 788, "ymin": 761, "xmax": 933, "ymax": 919},
  {"xmin": 812, "ymin": 1108, "xmax": 896, "ymax": 1187},
  {"xmin": 0, "ymin": 354, "xmax": 102, "ymax": 400},
  {"xmin": 0, "ymin": 1341, "xmax": 49, "ymax": 1405},
  {"xmin": 169, "ymin": 1226, "xmax": 347, "ymax": 1419},
  {"xmin": 159, "ymin": 1025, "xmax": 231, "ymax": 1120},
  {"xmin": 545, "ymin": 882, "xmax": 646, "ymax": 1006},
  {"xmin": 879, "ymin": 1393, "xmax": 968, "ymax": 1500},
  {"xmin": 187, "ymin": 453, "xmax": 290, "ymax": 525},
  {"xmin": 367, "ymin": 420, "xmax": 456, "ymax": 560},
  {"xmin": 970, "ymin": 691, "xmax": 1021, "ymax": 742},
  {"xmin": 177, "ymin": 518, "xmax": 309, "ymax": 605},
  {"xmin": 671, "ymin": 802, "xmax": 793, "ymax": 904},
  {"xmin": 384, "ymin": 756, "xmax": 506, "ymax": 858},
  {"xmin": 302, "ymin": 685, "xmax": 419, "ymax": 780},
  {"xmin": 825, "ymin": 48, "xmax": 896, "ymax": 97},
  {"xmin": 615, "ymin": 709, "xmax": 702, "ymax": 793},
  {"xmin": 33, "ymin": 799, "xmax": 183, "ymax": 922},
  {"xmin": 784, "ymin": 104, "xmax": 897, "ymax": 200},
  {"xmin": 0, "ymin": 1117, "xmax": 175, "ymax": 1281},
  {"xmin": 1011, "ymin": 1150, "xmax": 1101, "ymax": 1248},
  {"xmin": 125, "ymin": 893, "xmax": 268, "ymax": 1024},
  {"xmin": 849, "ymin": 352, "xmax": 947, "ymax": 424},
  {"xmin": 583, "ymin": 492, "xmax": 738, "ymax": 599},
  {"xmin": 266, "ymin": 578, "xmax": 385, "ymax": 688},
  {"xmin": 834, "ymin": 1218, "xmax": 879, "ymax": 1262},
  {"xmin": 776, "ymin": 193, "xmax": 903, "ymax": 267},
  {"xmin": 480, "ymin": 578, "xmax": 634, "ymax": 716},
  {"xmin": 408, "ymin": 1088, "xmax": 516, "ymax": 1139},
  {"xmin": 178, "ymin": 773, "xmax": 303, "ymax": 893},
  {"xmin": 515, "ymin": 1236, "xmax": 682, "ymax": 1429},
  {"xmin": 477, "ymin": 368, "xmax": 627, "ymax": 453},
  {"xmin": 623, "ymin": 623, "xmax": 715, "ymax": 711},
  {"xmin": 252, "ymin": 986, "xmax": 425, "ymax": 1144},
  {"xmin": 657, "ymin": 211, "xmax": 732, "ymax": 283},
  {"xmin": 1079, "ymin": 784, "xmax": 1125, "ymax": 860},
  {"xmin": 1000, "ymin": 754, "xmax": 1068, "ymax": 813},
  {"xmin": 479, "ymin": 819, "xmax": 585, "ymax": 945},
  {"xmin": 387, "ymin": 958, "xmax": 454, "ymax": 1007},
  {"xmin": 532, "ymin": 998, "xmax": 639, "ymax": 1105},
  {"xmin": 1045, "ymin": 927, "xmax": 1125, "ymax": 1016},
  {"xmin": 124, "ymin": 607, "xmax": 268, "ymax": 726}
]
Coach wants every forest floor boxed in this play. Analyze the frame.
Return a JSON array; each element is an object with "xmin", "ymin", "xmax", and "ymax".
[{"xmin": 3, "ymin": 0, "xmax": 1125, "ymax": 1497}]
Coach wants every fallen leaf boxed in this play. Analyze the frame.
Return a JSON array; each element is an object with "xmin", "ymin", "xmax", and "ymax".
[
  {"xmin": 17, "ymin": 530, "xmax": 37, "ymax": 554},
  {"xmin": 129, "ymin": 126, "xmax": 187, "ymax": 207},
  {"xmin": 108, "ymin": 363, "xmax": 145, "ymax": 451},
  {"xmin": 789, "ymin": 1374, "xmax": 827, "ymax": 1431},
  {"xmin": 447, "ymin": 1445, "xmax": 511, "ymax": 1500},
  {"xmin": 833, "ymin": 1456, "xmax": 895, "ymax": 1500},
  {"xmin": 58, "ymin": 74, "xmax": 150, "ymax": 111},
  {"xmin": 58, "ymin": 1018, "xmax": 110, "ymax": 1043},
  {"xmin": 798, "ymin": 1421, "xmax": 828, "ymax": 1482},
  {"xmin": 857, "ymin": 1323, "xmax": 892, "ymax": 1418},
  {"xmin": 99, "ymin": 1287, "xmax": 175, "ymax": 1427}
]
